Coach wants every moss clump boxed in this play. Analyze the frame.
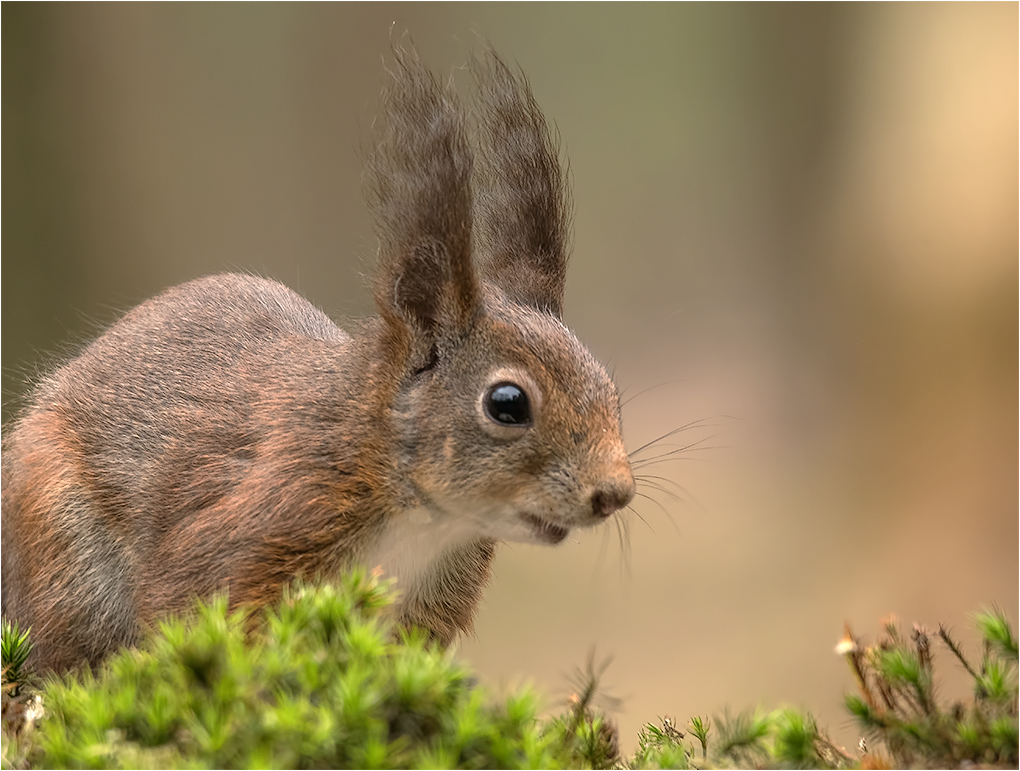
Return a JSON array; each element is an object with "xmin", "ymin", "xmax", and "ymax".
[{"xmin": 4, "ymin": 570, "xmax": 574, "ymax": 769}]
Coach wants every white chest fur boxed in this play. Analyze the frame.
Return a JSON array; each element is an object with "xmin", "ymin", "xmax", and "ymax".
[{"xmin": 359, "ymin": 506, "xmax": 480, "ymax": 595}]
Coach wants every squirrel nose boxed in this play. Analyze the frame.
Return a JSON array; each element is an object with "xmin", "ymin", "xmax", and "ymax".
[{"xmin": 590, "ymin": 481, "xmax": 635, "ymax": 519}]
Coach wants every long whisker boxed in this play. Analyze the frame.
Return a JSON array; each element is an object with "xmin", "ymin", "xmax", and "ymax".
[
  {"xmin": 634, "ymin": 477, "xmax": 683, "ymax": 502},
  {"xmin": 591, "ymin": 517, "xmax": 613, "ymax": 581},
  {"xmin": 627, "ymin": 417, "xmax": 719, "ymax": 459},
  {"xmin": 619, "ymin": 378, "xmax": 688, "ymax": 408},
  {"xmin": 635, "ymin": 439, "xmax": 720, "ymax": 452},
  {"xmin": 631, "ymin": 485, "xmax": 683, "ymax": 537},
  {"xmin": 614, "ymin": 513, "xmax": 632, "ymax": 581},
  {"xmin": 634, "ymin": 473, "xmax": 689, "ymax": 494},
  {"xmin": 632, "ymin": 456, "xmax": 717, "ymax": 471},
  {"xmin": 635, "ymin": 474, "xmax": 705, "ymax": 516},
  {"xmin": 625, "ymin": 502, "xmax": 653, "ymax": 532},
  {"xmin": 632, "ymin": 434, "xmax": 720, "ymax": 465},
  {"xmin": 633, "ymin": 491, "xmax": 673, "ymax": 524}
]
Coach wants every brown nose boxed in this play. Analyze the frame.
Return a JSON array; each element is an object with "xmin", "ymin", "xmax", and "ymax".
[{"xmin": 590, "ymin": 482, "xmax": 635, "ymax": 519}]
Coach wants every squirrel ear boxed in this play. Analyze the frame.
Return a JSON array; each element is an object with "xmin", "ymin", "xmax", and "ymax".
[
  {"xmin": 366, "ymin": 47, "xmax": 479, "ymax": 341},
  {"xmin": 472, "ymin": 50, "xmax": 571, "ymax": 318}
]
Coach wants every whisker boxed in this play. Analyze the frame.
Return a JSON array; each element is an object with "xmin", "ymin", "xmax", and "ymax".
[
  {"xmin": 634, "ymin": 477, "xmax": 683, "ymax": 502},
  {"xmin": 627, "ymin": 417, "xmax": 719, "ymax": 459},
  {"xmin": 633, "ymin": 491, "xmax": 673, "ymax": 524},
  {"xmin": 591, "ymin": 517, "xmax": 613, "ymax": 581},
  {"xmin": 619, "ymin": 378, "xmax": 688, "ymax": 409},
  {"xmin": 634, "ymin": 474, "xmax": 704, "ymax": 515},
  {"xmin": 632, "ymin": 434, "xmax": 721, "ymax": 465},
  {"xmin": 614, "ymin": 514, "xmax": 632, "ymax": 581},
  {"xmin": 632, "ymin": 454, "xmax": 718, "ymax": 470},
  {"xmin": 633, "ymin": 490, "xmax": 684, "ymax": 537},
  {"xmin": 634, "ymin": 473, "xmax": 688, "ymax": 493},
  {"xmin": 624, "ymin": 502, "xmax": 653, "ymax": 532},
  {"xmin": 635, "ymin": 440, "xmax": 719, "ymax": 452}
]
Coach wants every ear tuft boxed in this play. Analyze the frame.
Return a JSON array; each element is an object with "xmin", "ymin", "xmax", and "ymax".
[
  {"xmin": 471, "ymin": 50, "xmax": 572, "ymax": 317},
  {"xmin": 366, "ymin": 45, "xmax": 479, "ymax": 341}
]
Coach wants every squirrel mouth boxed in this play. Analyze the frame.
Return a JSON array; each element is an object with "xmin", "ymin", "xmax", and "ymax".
[{"xmin": 520, "ymin": 512, "xmax": 569, "ymax": 544}]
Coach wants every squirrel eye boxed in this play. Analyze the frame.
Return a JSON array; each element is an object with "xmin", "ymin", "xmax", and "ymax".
[{"xmin": 483, "ymin": 383, "xmax": 531, "ymax": 426}]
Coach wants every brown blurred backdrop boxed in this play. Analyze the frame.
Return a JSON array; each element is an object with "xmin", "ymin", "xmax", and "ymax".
[{"xmin": 3, "ymin": 2, "xmax": 1017, "ymax": 753}]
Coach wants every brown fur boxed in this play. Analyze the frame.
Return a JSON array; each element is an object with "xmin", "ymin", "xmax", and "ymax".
[{"xmin": 1, "ymin": 49, "xmax": 634, "ymax": 674}]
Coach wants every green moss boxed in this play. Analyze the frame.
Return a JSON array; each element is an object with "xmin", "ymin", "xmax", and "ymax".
[
  {"xmin": 1, "ymin": 573, "xmax": 1016, "ymax": 769},
  {"xmin": 7, "ymin": 572, "xmax": 569, "ymax": 769}
]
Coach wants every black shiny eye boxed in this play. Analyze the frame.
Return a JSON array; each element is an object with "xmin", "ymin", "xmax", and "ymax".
[{"xmin": 483, "ymin": 382, "xmax": 531, "ymax": 426}]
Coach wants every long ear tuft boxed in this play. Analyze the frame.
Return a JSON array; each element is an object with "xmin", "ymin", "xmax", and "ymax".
[
  {"xmin": 472, "ymin": 50, "xmax": 572, "ymax": 317},
  {"xmin": 365, "ymin": 46, "xmax": 479, "ymax": 346}
]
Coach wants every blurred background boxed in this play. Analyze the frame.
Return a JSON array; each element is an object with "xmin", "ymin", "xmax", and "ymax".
[{"xmin": 3, "ymin": 3, "xmax": 1016, "ymax": 753}]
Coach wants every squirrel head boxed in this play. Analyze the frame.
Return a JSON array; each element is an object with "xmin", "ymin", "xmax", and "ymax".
[{"xmin": 365, "ymin": 47, "xmax": 634, "ymax": 544}]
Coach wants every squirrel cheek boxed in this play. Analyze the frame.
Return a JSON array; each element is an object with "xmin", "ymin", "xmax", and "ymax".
[{"xmin": 442, "ymin": 436, "xmax": 455, "ymax": 462}]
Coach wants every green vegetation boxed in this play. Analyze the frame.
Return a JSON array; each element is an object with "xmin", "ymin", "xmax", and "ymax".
[
  {"xmin": 630, "ymin": 707, "xmax": 853, "ymax": 769},
  {"xmin": 1, "ymin": 572, "xmax": 1016, "ymax": 768},
  {"xmin": 0, "ymin": 620, "xmax": 32, "ymax": 698},
  {"xmin": 839, "ymin": 607, "xmax": 1018, "ymax": 768},
  {"xmin": 2, "ymin": 571, "xmax": 573, "ymax": 769}
]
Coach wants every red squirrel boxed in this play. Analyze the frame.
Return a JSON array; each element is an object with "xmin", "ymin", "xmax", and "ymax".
[{"xmin": 1, "ymin": 49, "xmax": 634, "ymax": 674}]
